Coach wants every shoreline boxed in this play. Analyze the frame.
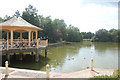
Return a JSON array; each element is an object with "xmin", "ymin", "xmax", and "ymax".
[
  {"xmin": 0, "ymin": 67, "xmax": 114, "ymax": 78},
  {"xmin": 48, "ymin": 41, "xmax": 72, "ymax": 47}
]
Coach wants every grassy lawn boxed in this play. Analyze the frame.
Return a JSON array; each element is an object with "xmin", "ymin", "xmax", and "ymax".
[{"xmin": 90, "ymin": 70, "xmax": 120, "ymax": 80}]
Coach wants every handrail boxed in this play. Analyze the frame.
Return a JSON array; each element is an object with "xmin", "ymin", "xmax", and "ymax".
[{"xmin": 0, "ymin": 39, "xmax": 48, "ymax": 50}]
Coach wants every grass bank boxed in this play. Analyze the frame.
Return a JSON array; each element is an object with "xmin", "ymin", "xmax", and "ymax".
[{"xmin": 90, "ymin": 70, "xmax": 120, "ymax": 80}]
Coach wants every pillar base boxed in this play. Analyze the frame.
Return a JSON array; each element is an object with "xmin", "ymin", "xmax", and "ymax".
[
  {"xmin": 45, "ymin": 49, "xmax": 47, "ymax": 58},
  {"xmin": 35, "ymin": 50, "xmax": 39, "ymax": 62},
  {"xmin": 19, "ymin": 53, "xmax": 23, "ymax": 62},
  {"xmin": 6, "ymin": 53, "xmax": 10, "ymax": 65}
]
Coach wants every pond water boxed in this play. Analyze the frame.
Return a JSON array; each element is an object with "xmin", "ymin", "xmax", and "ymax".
[{"xmin": 9, "ymin": 41, "xmax": 118, "ymax": 73}]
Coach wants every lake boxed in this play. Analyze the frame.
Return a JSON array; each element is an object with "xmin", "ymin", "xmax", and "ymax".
[{"xmin": 9, "ymin": 41, "xmax": 118, "ymax": 73}]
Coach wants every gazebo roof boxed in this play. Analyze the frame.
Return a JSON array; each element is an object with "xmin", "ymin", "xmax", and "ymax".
[{"xmin": 0, "ymin": 16, "xmax": 42, "ymax": 32}]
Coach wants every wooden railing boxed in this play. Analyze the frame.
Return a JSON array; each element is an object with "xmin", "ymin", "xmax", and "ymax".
[{"xmin": 0, "ymin": 39, "xmax": 48, "ymax": 50}]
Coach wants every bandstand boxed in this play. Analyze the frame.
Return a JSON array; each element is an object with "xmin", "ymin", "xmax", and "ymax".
[{"xmin": 0, "ymin": 16, "xmax": 48, "ymax": 64}]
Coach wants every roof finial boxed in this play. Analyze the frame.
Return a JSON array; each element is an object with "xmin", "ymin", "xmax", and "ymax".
[{"xmin": 14, "ymin": 10, "xmax": 20, "ymax": 18}]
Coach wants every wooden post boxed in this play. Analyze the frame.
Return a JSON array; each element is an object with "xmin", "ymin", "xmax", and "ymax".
[
  {"xmin": 36, "ymin": 31, "xmax": 38, "ymax": 41},
  {"xmin": 31, "ymin": 31, "xmax": 33, "ymax": 41},
  {"xmin": 7, "ymin": 31, "xmax": 9, "ymax": 41},
  {"xmin": 7, "ymin": 32, "xmax": 9, "ymax": 50},
  {"xmin": 45, "ymin": 49, "xmax": 47, "ymax": 58},
  {"xmin": 36, "ymin": 40, "xmax": 39, "ymax": 48},
  {"xmin": 46, "ymin": 64, "xmax": 49, "ymax": 79},
  {"xmin": 3, "ymin": 38, "xmax": 5, "ymax": 49},
  {"xmin": 19, "ymin": 53, "xmax": 23, "ymax": 61},
  {"xmin": 35, "ymin": 50, "xmax": 39, "ymax": 62},
  {"xmin": 20, "ymin": 32, "xmax": 22, "ymax": 42},
  {"xmin": 11, "ymin": 30, "xmax": 13, "ymax": 48},
  {"xmin": 31, "ymin": 52, "xmax": 34, "ymax": 55},
  {"xmin": 91, "ymin": 58, "xmax": 93, "ymax": 71},
  {"xmin": 6, "ymin": 53, "xmax": 10, "ymax": 65},
  {"xmin": 5, "ymin": 61, "xmax": 9, "ymax": 76},
  {"xmin": 31, "ymin": 52, "xmax": 34, "ymax": 59},
  {"xmin": 7, "ymin": 31, "xmax": 9, "ymax": 50},
  {"xmin": 28, "ymin": 31, "xmax": 31, "ymax": 47},
  {"xmin": 7, "ymin": 40, "xmax": 9, "ymax": 50},
  {"xmin": 46, "ymin": 39, "xmax": 48, "ymax": 46}
]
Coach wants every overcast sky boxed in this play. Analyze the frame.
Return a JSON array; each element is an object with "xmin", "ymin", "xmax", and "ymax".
[{"xmin": 0, "ymin": 0, "xmax": 119, "ymax": 33}]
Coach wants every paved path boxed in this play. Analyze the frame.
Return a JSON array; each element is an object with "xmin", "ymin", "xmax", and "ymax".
[
  {"xmin": 50, "ymin": 68, "xmax": 114, "ymax": 78},
  {"xmin": 0, "ymin": 67, "xmax": 114, "ymax": 79}
]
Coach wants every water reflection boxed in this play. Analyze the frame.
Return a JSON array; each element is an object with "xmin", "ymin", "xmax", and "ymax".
[
  {"xmin": 8, "ymin": 42, "xmax": 118, "ymax": 73},
  {"xmin": 93, "ymin": 42, "xmax": 118, "ymax": 53}
]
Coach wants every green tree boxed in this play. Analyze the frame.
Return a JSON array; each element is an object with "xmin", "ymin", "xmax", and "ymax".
[
  {"xmin": 93, "ymin": 29, "xmax": 109, "ymax": 42},
  {"xmin": 92, "ymin": 29, "xmax": 120, "ymax": 42},
  {"xmin": 0, "ymin": 5, "xmax": 83, "ymax": 43},
  {"xmin": 22, "ymin": 4, "xmax": 41, "ymax": 39},
  {"xmin": 66, "ymin": 25, "xmax": 82, "ymax": 42},
  {"xmin": 41, "ymin": 16, "xmax": 55, "ymax": 42},
  {"xmin": 52, "ymin": 19, "xmax": 67, "ymax": 41},
  {"xmin": 109, "ymin": 29, "xmax": 118, "ymax": 42},
  {"xmin": 81, "ymin": 32, "xmax": 94, "ymax": 39}
]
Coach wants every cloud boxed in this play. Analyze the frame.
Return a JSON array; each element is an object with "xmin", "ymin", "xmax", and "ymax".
[
  {"xmin": 83, "ymin": 0, "xmax": 119, "ymax": 2},
  {"xmin": 40, "ymin": 1, "xmax": 118, "ymax": 32},
  {"xmin": 77, "ymin": 4, "xmax": 118, "ymax": 32},
  {"xmin": 0, "ymin": 0, "xmax": 118, "ymax": 32}
]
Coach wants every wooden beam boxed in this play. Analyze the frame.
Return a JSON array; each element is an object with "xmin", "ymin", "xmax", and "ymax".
[
  {"xmin": 5, "ymin": 61, "xmax": 9, "ymax": 76},
  {"xmin": 46, "ymin": 39, "xmax": 48, "ymax": 46},
  {"xmin": 7, "ymin": 31, "xmax": 9, "ymax": 50},
  {"xmin": 46, "ymin": 64, "xmax": 50, "ymax": 79},
  {"xmin": 7, "ymin": 40, "xmax": 9, "ymax": 50},
  {"xmin": 36, "ymin": 31, "xmax": 38, "ymax": 41},
  {"xmin": 19, "ymin": 53, "xmax": 23, "ymax": 61},
  {"xmin": 6, "ymin": 53, "xmax": 10, "ymax": 65},
  {"xmin": 20, "ymin": 32, "xmax": 22, "ymax": 42},
  {"xmin": 45, "ymin": 49, "xmax": 47, "ymax": 58},
  {"xmin": 91, "ymin": 58, "xmax": 93, "ymax": 71},
  {"xmin": 31, "ymin": 31, "xmax": 33, "ymax": 41},
  {"xmin": 28, "ymin": 31, "xmax": 31, "ymax": 47},
  {"xmin": 35, "ymin": 50, "xmax": 39, "ymax": 62},
  {"xmin": 7, "ymin": 31, "xmax": 9, "ymax": 41},
  {"xmin": 11, "ymin": 30, "xmax": 13, "ymax": 48}
]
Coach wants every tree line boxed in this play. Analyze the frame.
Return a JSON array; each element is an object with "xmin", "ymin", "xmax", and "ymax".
[
  {"xmin": 0, "ymin": 5, "xmax": 119, "ymax": 43},
  {"xmin": 81, "ymin": 32, "xmax": 94, "ymax": 39},
  {"xmin": 0, "ymin": 5, "xmax": 82, "ymax": 43},
  {"xmin": 92, "ymin": 29, "xmax": 120, "ymax": 42},
  {"xmin": 81, "ymin": 29, "xmax": 120, "ymax": 43}
]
